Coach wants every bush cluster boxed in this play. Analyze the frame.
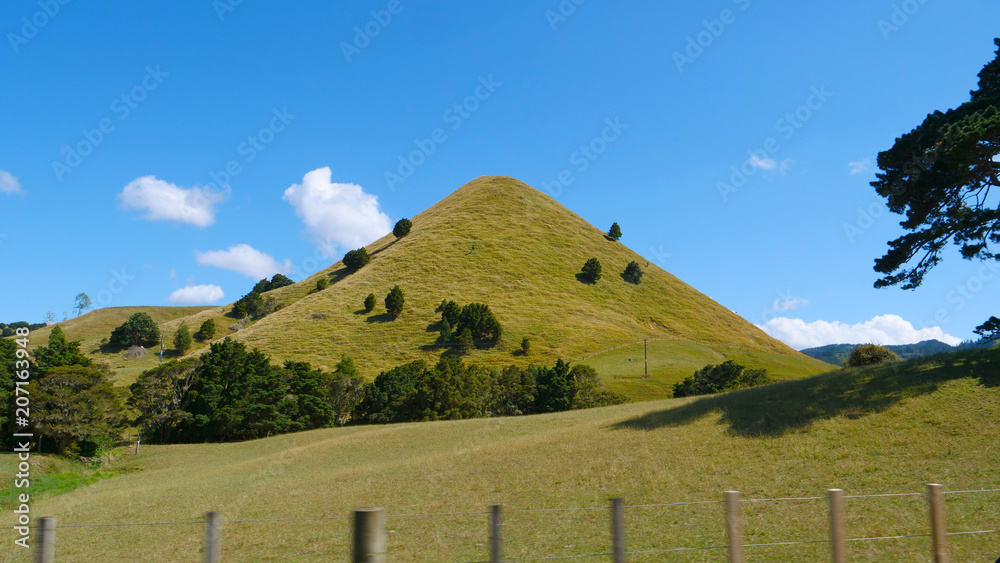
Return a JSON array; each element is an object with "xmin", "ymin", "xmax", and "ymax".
[
  {"xmin": 845, "ymin": 344, "xmax": 900, "ymax": 367},
  {"xmin": 438, "ymin": 300, "xmax": 502, "ymax": 351},
  {"xmin": 109, "ymin": 312, "xmax": 160, "ymax": 347},
  {"xmin": 343, "ymin": 248, "xmax": 371, "ymax": 271},
  {"xmin": 673, "ymin": 360, "xmax": 771, "ymax": 397}
]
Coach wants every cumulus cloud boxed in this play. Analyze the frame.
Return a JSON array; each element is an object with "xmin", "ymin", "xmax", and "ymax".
[
  {"xmin": 772, "ymin": 296, "xmax": 810, "ymax": 311},
  {"xmin": 848, "ymin": 158, "xmax": 873, "ymax": 175},
  {"xmin": 118, "ymin": 176, "xmax": 228, "ymax": 227},
  {"xmin": 756, "ymin": 314, "xmax": 963, "ymax": 350},
  {"xmin": 195, "ymin": 244, "xmax": 292, "ymax": 279},
  {"xmin": 167, "ymin": 284, "xmax": 225, "ymax": 305},
  {"xmin": 283, "ymin": 167, "xmax": 392, "ymax": 250},
  {"xmin": 0, "ymin": 169, "xmax": 22, "ymax": 194},
  {"xmin": 748, "ymin": 156, "xmax": 793, "ymax": 175}
]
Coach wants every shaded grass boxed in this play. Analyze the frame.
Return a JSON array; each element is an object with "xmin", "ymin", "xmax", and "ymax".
[
  {"xmin": 0, "ymin": 454, "xmax": 134, "ymax": 510},
  {"xmin": 6, "ymin": 347, "xmax": 998, "ymax": 561}
]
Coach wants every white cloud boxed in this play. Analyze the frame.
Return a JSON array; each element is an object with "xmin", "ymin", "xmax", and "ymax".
[
  {"xmin": 756, "ymin": 314, "xmax": 963, "ymax": 350},
  {"xmin": 748, "ymin": 155, "xmax": 777, "ymax": 171},
  {"xmin": 283, "ymin": 167, "xmax": 392, "ymax": 250},
  {"xmin": 0, "ymin": 169, "xmax": 22, "ymax": 194},
  {"xmin": 118, "ymin": 176, "xmax": 228, "ymax": 227},
  {"xmin": 167, "ymin": 284, "xmax": 225, "ymax": 305},
  {"xmin": 195, "ymin": 244, "xmax": 292, "ymax": 279},
  {"xmin": 772, "ymin": 296, "xmax": 810, "ymax": 311},
  {"xmin": 848, "ymin": 158, "xmax": 873, "ymax": 175}
]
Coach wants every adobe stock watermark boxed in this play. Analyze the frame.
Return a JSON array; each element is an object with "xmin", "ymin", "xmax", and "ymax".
[
  {"xmin": 717, "ymin": 84, "xmax": 833, "ymax": 202},
  {"xmin": 877, "ymin": 0, "xmax": 930, "ymax": 41},
  {"xmin": 842, "ymin": 145, "xmax": 941, "ymax": 244},
  {"xmin": 213, "ymin": 0, "xmax": 245, "ymax": 21},
  {"xmin": 203, "ymin": 107, "xmax": 295, "ymax": 192},
  {"xmin": 673, "ymin": 0, "xmax": 750, "ymax": 73},
  {"xmin": 746, "ymin": 288, "xmax": 809, "ymax": 327},
  {"xmin": 51, "ymin": 65, "xmax": 169, "ymax": 182},
  {"xmin": 541, "ymin": 117, "xmax": 628, "ymax": 198},
  {"xmin": 92, "ymin": 268, "xmax": 137, "ymax": 308},
  {"xmin": 7, "ymin": 0, "xmax": 71, "ymax": 54},
  {"xmin": 544, "ymin": 0, "xmax": 586, "ymax": 31},
  {"xmin": 915, "ymin": 261, "xmax": 998, "ymax": 331},
  {"xmin": 340, "ymin": 0, "xmax": 411, "ymax": 63},
  {"xmin": 384, "ymin": 74, "xmax": 501, "ymax": 191},
  {"xmin": 648, "ymin": 246, "xmax": 672, "ymax": 270}
]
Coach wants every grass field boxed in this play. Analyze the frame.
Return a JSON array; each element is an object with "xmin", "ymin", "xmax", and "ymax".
[{"xmin": 4, "ymin": 347, "xmax": 997, "ymax": 561}]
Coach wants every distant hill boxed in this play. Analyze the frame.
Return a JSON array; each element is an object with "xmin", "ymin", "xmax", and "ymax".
[{"xmin": 798, "ymin": 339, "xmax": 994, "ymax": 365}]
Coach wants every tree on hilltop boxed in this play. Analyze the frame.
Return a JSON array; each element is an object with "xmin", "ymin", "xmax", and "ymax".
[
  {"xmin": 74, "ymin": 293, "xmax": 92, "ymax": 317},
  {"xmin": 109, "ymin": 313, "xmax": 160, "ymax": 347},
  {"xmin": 608, "ymin": 222, "xmax": 622, "ymax": 241},
  {"xmin": 343, "ymin": 248, "xmax": 371, "ymax": 271},
  {"xmin": 393, "ymin": 218, "xmax": 412, "ymax": 239}
]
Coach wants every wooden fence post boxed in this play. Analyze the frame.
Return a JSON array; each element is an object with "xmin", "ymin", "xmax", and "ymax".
[
  {"xmin": 34, "ymin": 517, "xmax": 55, "ymax": 563},
  {"xmin": 352, "ymin": 507, "xmax": 386, "ymax": 563},
  {"xmin": 828, "ymin": 489, "xmax": 846, "ymax": 563},
  {"xmin": 490, "ymin": 504, "xmax": 502, "ymax": 563},
  {"xmin": 204, "ymin": 511, "xmax": 221, "ymax": 563},
  {"xmin": 927, "ymin": 484, "xmax": 949, "ymax": 563},
  {"xmin": 611, "ymin": 497, "xmax": 625, "ymax": 563},
  {"xmin": 725, "ymin": 491, "xmax": 744, "ymax": 563}
]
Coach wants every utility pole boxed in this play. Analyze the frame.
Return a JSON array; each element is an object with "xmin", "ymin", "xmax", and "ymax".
[
  {"xmin": 644, "ymin": 339, "xmax": 648, "ymax": 379},
  {"xmin": 159, "ymin": 335, "xmax": 164, "ymax": 365}
]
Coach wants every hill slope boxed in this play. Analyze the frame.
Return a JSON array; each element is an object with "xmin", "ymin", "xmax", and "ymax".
[
  {"xmin": 232, "ymin": 176, "xmax": 829, "ymax": 386},
  {"xmin": 11, "ymin": 347, "xmax": 999, "ymax": 561}
]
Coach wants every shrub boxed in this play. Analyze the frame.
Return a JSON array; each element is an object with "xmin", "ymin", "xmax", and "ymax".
[
  {"xmin": 364, "ymin": 293, "xmax": 377, "ymax": 312},
  {"xmin": 581, "ymin": 258, "xmax": 602, "ymax": 282},
  {"xmin": 385, "ymin": 286, "xmax": 405, "ymax": 319},
  {"xmin": 439, "ymin": 318, "xmax": 453, "ymax": 344},
  {"xmin": 173, "ymin": 323, "xmax": 192, "ymax": 354},
  {"xmin": 441, "ymin": 300, "xmax": 461, "ymax": 327},
  {"xmin": 315, "ymin": 278, "xmax": 330, "ymax": 292},
  {"xmin": 393, "ymin": 218, "xmax": 412, "ymax": 239},
  {"xmin": 457, "ymin": 303, "xmax": 502, "ymax": 342},
  {"xmin": 846, "ymin": 344, "xmax": 901, "ymax": 367},
  {"xmin": 520, "ymin": 336, "xmax": 531, "ymax": 356},
  {"xmin": 570, "ymin": 364, "xmax": 628, "ymax": 409},
  {"xmin": 109, "ymin": 313, "xmax": 160, "ymax": 347},
  {"xmin": 343, "ymin": 248, "xmax": 371, "ymax": 271},
  {"xmin": 608, "ymin": 222, "xmax": 622, "ymax": 241},
  {"xmin": 253, "ymin": 274, "xmax": 294, "ymax": 294},
  {"xmin": 198, "ymin": 319, "xmax": 216, "ymax": 341},
  {"xmin": 673, "ymin": 360, "xmax": 771, "ymax": 397},
  {"xmin": 454, "ymin": 328, "xmax": 474, "ymax": 354},
  {"xmin": 622, "ymin": 261, "xmax": 643, "ymax": 284}
]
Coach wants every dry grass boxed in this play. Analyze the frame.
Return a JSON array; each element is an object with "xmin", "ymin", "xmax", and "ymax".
[{"xmin": 5, "ymin": 347, "xmax": 997, "ymax": 561}]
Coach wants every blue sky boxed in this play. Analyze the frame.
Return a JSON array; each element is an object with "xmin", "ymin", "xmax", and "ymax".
[{"xmin": 1, "ymin": 0, "xmax": 997, "ymax": 348}]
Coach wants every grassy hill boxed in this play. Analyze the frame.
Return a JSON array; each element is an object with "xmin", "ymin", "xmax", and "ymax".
[
  {"xmin": 19, "ymin": 176, "xmax": 831, "ymax": 397},
  {"xmin": 6, "ymin": 347, "xmax": 997, "ymax": 561},
  {"xmin": 228, "ymin": 176, "xmax": 831, "ymax": 393}
]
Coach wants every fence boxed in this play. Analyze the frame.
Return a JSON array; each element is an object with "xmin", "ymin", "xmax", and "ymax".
[{"xmin": 21, "ymin": 483, "xmax": 1000, "ymax": 561}]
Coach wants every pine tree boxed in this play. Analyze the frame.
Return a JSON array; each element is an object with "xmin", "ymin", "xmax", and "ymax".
[{"xmin": 608, "ymin": 222, "xmax": 622, "ymax": 241}]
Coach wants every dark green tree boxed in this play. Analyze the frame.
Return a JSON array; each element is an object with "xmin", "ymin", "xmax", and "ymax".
[
  {"xmin": 385, "ymin": 285, "xmax": 405, "ymax": 319},
  {"xmin": 393, "ymin": 218, "xmax": 412, "ymax": 239},
  {"xmin": 33, "ymin": 325, "xmax": 92, "ymax": 370},
  {"xmin": 672, "ymin": 361, "xmax": 771, "ymax": 398},
  {"xmin": 975, "ymin": 316, "xmax": 1000, "ymax": 341},
  {"xmin": 457, "ymin": 303, "xmax": 502, "ymax": 342},
  {"xmin": 871, "ymin": 38, "xmax": 1000, "ymax": 290},
  {"xmin": 343, "ymin": 248, "xmax": 371, "ymax": 271},
  {"xmin": 128, "ymin": 358, "xmax": 200, "ymax": 443},
  {"xmin": 0, "ymin": 339, "xmax": 17, "ymax": 430},
  {"xmin": 533, "ymin": 359, "xmax": 574, "ymax": 413},
  {"xmin": 176, "ymin": 338, "xmax": 291, "ymax": 442},
  {"xmin": 315, "ymin": 278, "xmax": 330, "ymax": 292},
  {"xmin": 364, "ymin": 293, "xmax": 377, "ymax": 312},
  {"xmin": 268, "ymin": 274, "xmax": 294, "ymax": 290},
  {"xmin": 608, "ymin": 222, "xmax": 622, "ymax": 241},
  {"xmin": 198, "ymin": 319, "xmax": 216, "ymax": 342},
  {"xmin": 520, "ymin": 336, "xmax": 531, "ymax": 356},
  {"xmin": 280, "ymin": 361, "xmax": 335, "ymax": 431},
  {"xmin": 109, "ymin": 312, "xmax": 160, "ymax": 347},
  {"xmin": 405, "ymin": 356, "xmax": 490, "ymax": 421},
  {"xmin": 441, "ymin": 300, "xmax": 461, "ymax": 327},
  {"xmin": 173, "ymin": 323, "xmax": 192, "ymax": 354},
  {"xmin": 454, "ymin": 328, "xmax": 474, "ymax": 354},
  {"xmin": 489, "ymin": 365, "xmax": 536, "ymax": 416},
  {"xmin": 354, "ymin": 361, "xmax": 428, "ymax": 424},
  {"xmin": 439, "ymin": 318, "xmax": 453, "ymax": 344},
  {"xmin": 622, "ymin": 261, "xmax": 643, "ymax": 284},
  {"xmin": 581, "ymin": 258, "xmax": 602, "ymax": 283},
  {"xmin": 31, "ymin": 366, "xmax": 127, "ymax": 453}
]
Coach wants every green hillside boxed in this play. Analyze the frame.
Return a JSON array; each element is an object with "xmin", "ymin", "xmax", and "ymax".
[
  {"xmin": 230, "ymin": 176, "xmax": 830, "ymax": 390},
  {"xmin": 6, "ymin": 347, "xmax": 998, "ymax": 561}
]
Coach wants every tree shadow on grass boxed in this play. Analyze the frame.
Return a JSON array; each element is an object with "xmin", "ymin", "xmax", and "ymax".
[
  {"xmin": 364, "ymin": 313, "xmax": 396, "ymax": 324},
  {"xmin": 612, "ymin": 349, "xmax": 1000, "ymax": 438},
  {"xmin": 575, "ymin": 273, "xmax": 597, "ymax": 285}
]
